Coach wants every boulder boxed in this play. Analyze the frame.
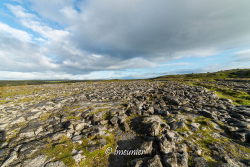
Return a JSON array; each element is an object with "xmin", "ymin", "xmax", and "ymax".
[
  {"xmin": 190, "ymin": 123, "xmax": 200, "ymax": 131},
  {"xmin": 73, "ymin": 153, "xmax": 85, "ymax": 163},
  {"xmin": 22, "ymin": 155, "xmax": 47, "ymax": 167},
  {"xmin": 199, "ymin": 110, "xmax": 217, "ymax": 120},
  {"xmin": 170, "ymin": 121, "xmax": 185, "ymax": 130},
  {"xmin": 140, "ymin": 141, "xmax": 153, "ymax": 155},
  {"xmin": 147, "ymin": 155, "xmax": 163, "ymax": 167},
  {"xmin": 193, "ymin": 157, "xmax": 208, "ymax": 167},
  {"xmin": 45, "ymin": 161, "xmax": 66, "ymax": 167}
]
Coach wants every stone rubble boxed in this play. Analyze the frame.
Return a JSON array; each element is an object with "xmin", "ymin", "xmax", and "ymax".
[{"xmin": 0, "ymin": 80, "xmax": 249, "ymax": 166}]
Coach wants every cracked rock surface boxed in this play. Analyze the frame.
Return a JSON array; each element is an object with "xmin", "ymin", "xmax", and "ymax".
[{"xmin": 0, "ymin": 80, "xmax": 249, "ymax": 167}]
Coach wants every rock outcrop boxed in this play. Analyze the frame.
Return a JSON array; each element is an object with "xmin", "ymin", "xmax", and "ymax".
[{"xmin": 0, "ymin": 80, "xmax": 249, "ymax": 166}]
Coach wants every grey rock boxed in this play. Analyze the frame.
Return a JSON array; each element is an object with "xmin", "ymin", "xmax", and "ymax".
[
  {"xmin": 159, "ymin": 138, "xmax": 175, "ymax": 154},
  {"xmin": 156, "ymin": 110, "xmax": 169, "ymax": 116},
  {"xmin": 45, "ymin": 161, "xmax": 66, "ymax": 167},
  {"xmin": 75, "ymin": 122, "xmax": 86, "ymax": 131},
  {"xmin": 148, "ymin": 122, "xmax": 161, "ymax": 136},
  {"xmin": 22, "ymin": 155, "xmax": 47, "ymax": 167},
  {"xmin": 176, "ymin": 144, "xmax": 188, "ymax": 167},
  {"xmin": 72, "ymin": 135, "xmax": 82, "ymax": 141},
  {"xmin": 141, "ymin": 116, "xmax": 163, "ymax": 136},
  {"xmin": 199, "ymin": 110, "xmax": 217, "ymax": 119},
  {"xmin": 147, "ymin": 107, "xmax": 155, "ymax": 115},
  {"xmin": 118, "ymin": 115, "xmax": 126, "ymax": 124},
  {"xmin": 140, "ymin": 141, "xmax": 153, "ymax": 155},
  {"xmin": 182, "ymin": 107, "xmax": 193, "ymax": 112},
  {"xmin": 162, "ymin": 152, "xmax": 177, "ymax": 167},
  {"xmin": 193, "ymin": 157, "xmax": 208, "ymax": 167},
  {"xmin": 170, "ymin": 121, "xmax": 185, "ymax": 130},
  {"xmin": 0, "ymin": 148, "xmax": 10, "ymax": 162},
  {"xmin": 110, "ymin": 116, "xmax": 119, "ymax": 126},
  {"xmin": 1, "ymin": 79, "xmax": 250, "ymax": 166},
  {"xmin": 164, "ymin": 96, "xmax": 181, "ymax": 105},
  {"xmin": 130, "ymin": 158, "xmax": 144, "ymax": 167},
  {"xmin": 100, "ymin": 120, "xmax": 109, "ymax": 125},
  {"xmin": 190, "ymin": 123, "xmax": 200, "ymax": 131},
  {"xmin": 73, "ymin": 153, "xmax": 85, "ymax": 163},
  {"xmin": 165, "ymin": 131, "xmax": 180, "ymax": 142},
  {"xmin": 147, "ymin": 155, "xmax": 163, "ymax": 167},
  {"xmin": 1, "ymin": 151, "xmax": 18, "ymax": 167}
]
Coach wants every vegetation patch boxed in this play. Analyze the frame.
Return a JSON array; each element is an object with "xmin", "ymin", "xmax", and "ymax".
[
  {"xmin": 154, "ymin": 69, "xmax": 250, "ymax": 80},
  {"xmin": 42, "ymin": 136, "xmax": 75, "ymax": 166},
  {"xmin": 41, "ymin": 132, "xmax": 117, "ymax": 167},
  {"xmin": 40, "ymin": 113, "xmax": 52, "ymax": 121},
  {"xmin": 194, "ymin": 82, "xmax": 250, "ymax": 105},
  {"xmin": 0, "ymin": 99, "xmax": 8, "ymax": 104},
  {"xmin": 66, "ymin": 115, "xmax": 81, "ymax": 120},
  {"xmin": 91, "ymin": 108, "xmax": 109, "ymax": 115},
  {"xmin": 153, "ymin": 69, "xmax": 250, "ymax": 105},
  {"xmin": 125, "ymin": 113, "xmax": 139, "ymax": 123},
  {"xmin": 175, "ymin": 126, "xmax": 189, "ymax": 133},
  {"xmin": 79, "ymin": 133, "xmax": 116, "ymax": 167}
]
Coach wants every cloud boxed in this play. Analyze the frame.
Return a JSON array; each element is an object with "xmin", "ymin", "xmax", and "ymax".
[
  {"xmin": 7, "ymin": 4, "xmax": 35, "ymax": 19},
  {"xmin": 27, "ymin": 0, "xmax": 74, "ymax": 24},
  {"xmin": 159, "ymin": 62, "xmax": 190, "ymax": 67},
  {"xmin": 0, "ymin": 0, "xmax": 250, "ymax": 79},
  {"xmin": 0, "ymin": 70, "xmax": 156, "ymax": 80},
  {"xmin": 27, "ymin": 0, "xmax": 250, "ymax": 59},
  {"xmin": 0, "ymin": 22, "xmax": 32, "ymax": 42},
  {"xmin": 106, "ymin": 57, "xmax": 156, "ymax": 70},
  {"xmin": 233, "ymin": 49, "xmax": 250, "ymax": 62},
  {"xmin": 0, "ymin": 33, "xmax": 58, "ymax": 72},
  {"xmin": 6, "ymin": 4, "xmax": 70, "ymax": 41}
]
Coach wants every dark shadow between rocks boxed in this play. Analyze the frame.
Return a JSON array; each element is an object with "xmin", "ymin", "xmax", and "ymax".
[
  {"xmin": 130, "ymin": 116, "xmax": 149, "ymax": 136},
  {"xmin": 0, "ymin": 130, "xmax": 6, "ymax": 144}
]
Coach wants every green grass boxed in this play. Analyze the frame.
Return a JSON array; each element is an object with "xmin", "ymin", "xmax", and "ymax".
[
  {"xmin": 0, "ymin": 80, "xmax": 92, "ymax": 87},
  {"xmin": 152, "ymin": 69, "xmax": 250, "ymax": 105},
  {"xmin": 125, "ymin": 113, "xmax": 139, "ymax": 123},
  {"xmin": 0, "ymin": 99, "xmax": 7, "ymax": 104},
  {"xmin": 42, "ymin": 136, "xmax": 75, "ymax": 166},
  {"xmin": 91, "ymin": 108, "xmax": 109, "ymax": 115},
  {"xmin": 194, "ymin": 82, "xmax": 250, "ymax": 105},
  {"xmin": 66, "ymin": 115, "xmax": 81, "ymax": 120},
  {"xmin": 41, "ymin": 133, "xmax": 117, "ymax": 167},
  {"xmin": 103, "ymin": 111, "xmax": 113, "ymax": 120},
  {"xmin": 154, "ymin": 69, "xmax": 250, "ymax": 80},
  {"xmin": 40, "ymin": 113, "xmax": 52, "ymax": 121},
  {"xmin": 79, "ymin": 134, "xmax": 116, "ymax": 167},
  {"xmin": 182, "ymin": 116, "xmax": 250, "ymax": 165},
  {"xmin": 0, "ymin": 87, "xmax": 39, "ymax": 98},
  {"xmin": 175, "ymin": 126, "xmax": 189, "ymax": 133},
  {"xmin": 186, "ymin": 126, "xmax": 222, "ymax": 164}
]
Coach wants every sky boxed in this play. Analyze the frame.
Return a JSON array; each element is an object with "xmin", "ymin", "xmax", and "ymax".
[{"xmin": 0, "ymin": 0, "xmax": 249, "ymax": 80}]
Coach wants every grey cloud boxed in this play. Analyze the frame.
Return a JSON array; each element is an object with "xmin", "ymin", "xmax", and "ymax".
[
  {"xmin": 27, "ymin": 0, "xmax": 250, "ymax": 60},
  {"xmin": 2, "ymin": 0, "xmax": 250, "ymax": 79},
  {"xmin": 0, "ymin": 28, "xmax": 154, "ymax": 74},
  {"xmin": 233, "ymin": 49, "xmax": 250, "ymax": 62},
  {"xmin": 23, "ymin": 0, "xmax": 250, "ymax": 63},
  {"xmin": 0, "ymin": 34, "xmax": 60, "ymax": 72},
  {"xmin": 67, "ymin": 0, "xmax": 250, "ymax": 60}
]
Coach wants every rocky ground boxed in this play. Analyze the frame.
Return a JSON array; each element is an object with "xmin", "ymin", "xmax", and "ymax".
[
  {"xmin": 0, "ymin": 80, "xmax": 250, "ymax": 167},
  {"xmin": 215, "ymin": 80, "xmax": 250, "ymax": 93}
]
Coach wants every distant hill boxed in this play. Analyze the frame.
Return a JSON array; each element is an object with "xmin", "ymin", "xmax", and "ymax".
[
  {"xmin": 0, "ymin": 80, "xmax": 91, "ymax": 87},
  {"xmin": 154, "ymin": 69, "xmax": 250, "ymax": 80}
]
